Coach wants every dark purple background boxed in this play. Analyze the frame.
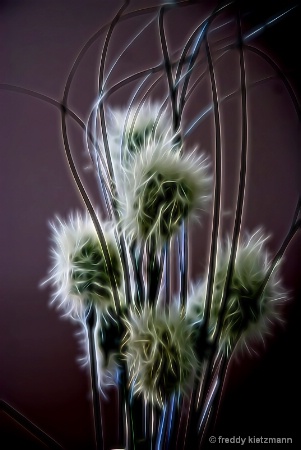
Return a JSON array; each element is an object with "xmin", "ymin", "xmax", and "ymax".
[{"xmin": 1, "ymin": 1, "xmax": 300, "ymax": 449}]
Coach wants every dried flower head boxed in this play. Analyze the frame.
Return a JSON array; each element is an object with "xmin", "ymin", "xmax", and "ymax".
[
  {"xmin": 122, "ymin": 305, "xmax": 199, "ymax": 407},
  {"xmin": 121, "ymin": 140, "xmax": 211, "ymax": 247},
  {"xmin": 44, "ymin": 212, "xmax": 122, "ymax": 320},
  {"xmin": 190, "ymin": 231, "xmax": 285, "ymax": 354},
  {"xmin": 108, "ymin": 102, "xmax": 171, "ymax": 164},
  {"xmin": 104, "ymin": 102, "xmax": 172, "ymax": 206}
]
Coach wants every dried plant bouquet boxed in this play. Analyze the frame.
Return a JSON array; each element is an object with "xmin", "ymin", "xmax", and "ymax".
[
  {"xmin": 43, "ymin": 1, "xmax": 300, "ymax": 449},
  {"xmin": 2, "ymin": 1, "xmax": 300, "ymax": 449}
]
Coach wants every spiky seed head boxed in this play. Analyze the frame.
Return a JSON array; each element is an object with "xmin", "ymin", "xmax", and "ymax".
[
  {"xmin": 108, "ymin": 102, "xmax": 171, "ymax": 163},
  {"xmin": 44, "ymin": 212, "xmax": 122, "ymax": 320},
  {"xmin": 121, "ymin": 140, "xmax": 211, "ymax": 247},
  {"xmin": 122, "ymin": 305, "xmax": 200, "ymax": 407},
  {"xmin": 190, "ymin": 231, "xmax": 285, "ymax": 355},
  {"xmin": 104, "ymin": 102, "xmax": 172, "ymax": 207}
]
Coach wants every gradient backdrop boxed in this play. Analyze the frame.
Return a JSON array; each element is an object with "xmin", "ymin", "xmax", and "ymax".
[{"xmin": 1, "ymin": 1, "xmax": 300, "ymax": 449}]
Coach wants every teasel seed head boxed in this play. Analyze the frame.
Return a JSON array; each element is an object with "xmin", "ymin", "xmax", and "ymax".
[
  {"xmin": 121, "ymin": 139, "xmax": 211, "ymax": 248},
  {"xmin": 44, "ymin": 212, "xmax": 123, "ymax": 320},
  {"xmin": 191, "ymin": 231, "xmax": 286, "ymax": 355},
  {"xmin": 108, "ymin": 102, "xmax": 171, "ymax": 163},
  {"xmin": 122, "ymin": 305, "xmax": 200, "ymax": 407}
]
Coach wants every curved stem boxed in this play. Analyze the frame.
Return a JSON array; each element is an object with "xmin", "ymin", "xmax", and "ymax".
[
  {"xmin": 212, "ymin": 8, "xmax": 247, "ymax": 345},
  {"xmin": 197, "ymin": 5, "xmax": 248, "ymax": 429},
  {"xmin": 97, "ymin": 0, "xmax": 130, "ymax": 188},
  {"xmin": 202, "ymin": 36, "xmax": 222, "ymax": 330},
  {"xmin": 86, "ymin": 305, "xmax": 104, "ymax": 450},
  {"xmin": 159, "ymin": 5, "xmax": 178, "ymax": 132},
  {"xmin": 199, "ymin": 354, "xmax": 228, "ymax": 445},
  {"xmin": 165, "ymin": 241, "xmax": 171, "ymax": 307},
  {"xmin": 183, "ymin": 29, "xmax": 223, "ymax": 450},
  {"xmin": 0, "ymin": 401, "xmax": 63, "ymax": 449},
  {"xmin": 180, "ymin": 222, "xmax": 189, "ymax": 310},
  {"xmin": 60, "ymin": 103, "xmax": 121, "ymax": 313},
  {"xmin": 178, "ymin": 2, "xmax": 233, "ymax": 120},
  {"xmin": 244, "ymin": 45, "xmax": 301, "ymax": 120},
  {"xmin": 126, "ymin": 75, "xmax": 161, "ymax": 153},
  {"xmin": 257, "ymin": 219, "xmax": 301, "ymax": 301}
]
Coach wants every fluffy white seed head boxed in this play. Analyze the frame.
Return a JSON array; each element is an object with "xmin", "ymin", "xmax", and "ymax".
[
  {"xmin": 44, "ymin": 212, "xmax": 122, "ymax": 320},
  {"xmin": 187, "ymin": 231, "xmax": 285, "ymax": 355},
  {"xmin": 107, "ymin": 102, "xmax": 171, "ymax": 167},
  {"xmin": 104, "ymin": 102, "xmax": 172, "ymax": 206},
  {"xmin": 122, "ymin": 305, "xmax": 200, "ymax": 407},
  {"xmin": 120, "ymin": 139, "xmax": 211, "ymax": 247}
]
